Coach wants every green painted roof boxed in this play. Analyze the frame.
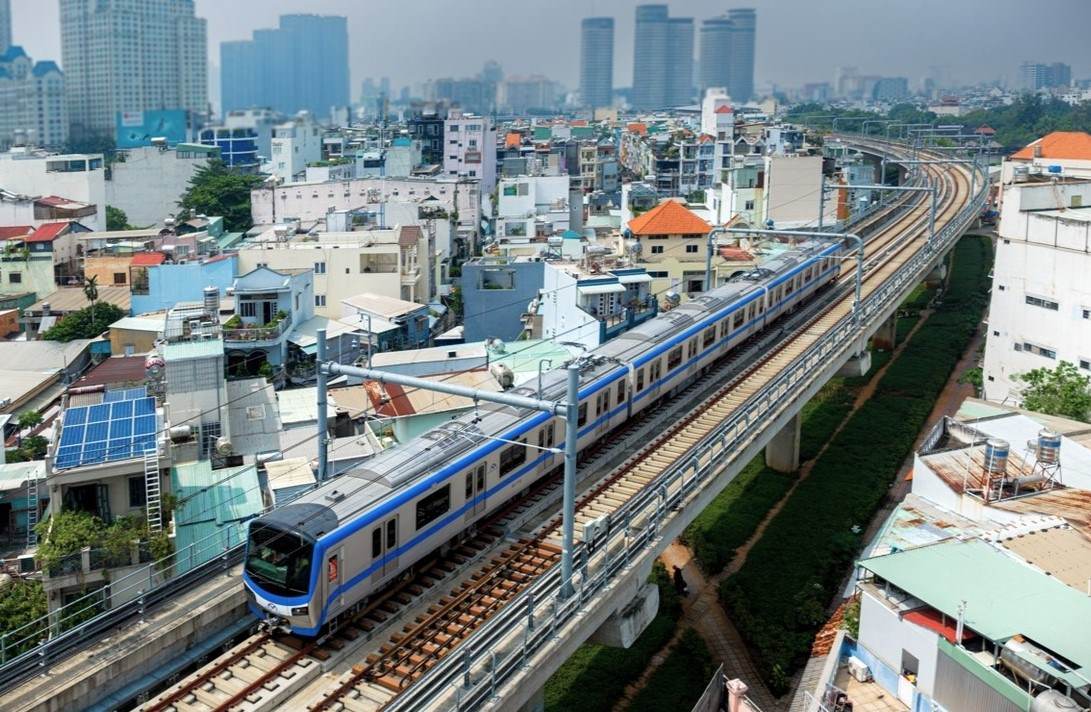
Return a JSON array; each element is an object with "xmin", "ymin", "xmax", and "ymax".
[
  {"xmin": 162, "ymin": 338, "xmax": 223, "ymax": 361},
  {"xmin": 532, "ymin": 127, "xmax": 552, "ymax": 140},
  {"xmin": 489, "ymin": 339, "xmax": 579, "ymax": 378},
  {"xmin": 217, "ymin": 232, "xmax": 245, "ymax": 250},
  {"xmin": 860, "ymin": 538, "xmax": 1091, "ymax": 686}
]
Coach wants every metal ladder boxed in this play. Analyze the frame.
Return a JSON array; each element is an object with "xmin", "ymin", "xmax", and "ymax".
[
  {"xmin": 26, "ymin": 469, "xmax": 39, "ymax": 546},
  {"xmin": 144, "ymin": 448, "xmax": 162, "ymax": 533}
]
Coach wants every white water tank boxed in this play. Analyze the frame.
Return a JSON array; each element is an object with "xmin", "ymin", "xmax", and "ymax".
[{"xmin": 1031, "ymin": 690, "xmax": 1081, "ymax": 712}]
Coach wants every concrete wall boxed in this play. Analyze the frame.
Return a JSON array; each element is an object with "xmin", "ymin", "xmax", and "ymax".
[
  {"xmin": 85, "ymin": 254, "xmax": 134, "ymax": 287},
  {"xmin": 858, "ymin": 589, "xmax": 941, "ymax": 696},
  {"xmin": 766, "ymin": 154, "xmax": 822, "ymax": 227},
  {"xmin": 109, "ymin": 327, "xmax": 158, "ymax": 355},
  {"xmin": 0, "ymin": 253, "xmax": 54, "ymax": 299},
  {"xmin": 461, "ymin": 259, "xmax": 544, "ymax": 342},
  {"xmin": 104, "ymin": 147, "xmax": 214, "ymax": 227},
  {"xmin": 130, "ymin": 256, "xmax": 237, "ymax": 315},
  {"xmin": 0, "ymin": 153, "xmax": 106, "ymax": 230}
]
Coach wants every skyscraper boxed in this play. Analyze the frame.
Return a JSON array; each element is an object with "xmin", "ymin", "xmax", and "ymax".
[
  {"xmin": 60, "ymin": 0, "xmax": 207, "ymax": 141},
  {"xmin": 726, "ymin": 8, "xmax": 756, "ymax": 101},
  {"xmin": 666, "ymin": 18, "xmax": 695, "ymax": 106},
  {"xmin": 580, "ymin": 17, "xmax": 614, "ymax": 109},
  {"xmin": 698, "ymin": 16, "xmax": 733, "ymax": 93},
  {"xmin": 0, "ymin": 0, "xmax": 11, "ymax": 55},
  {"xmin": 633, "ymin": 5, "xmax": 693, "ymax": 110},
  {"xmin": 220, "ymin": 15, "xmax": 349, "ymax": 119}
]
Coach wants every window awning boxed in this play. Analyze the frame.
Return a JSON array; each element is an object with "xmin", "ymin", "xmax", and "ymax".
[
  {"xmin": 616, "ymin": 273, "xmax": 653, "ymax": 285},
  {"xmin": 578, "ymin": 283, "xmax": 626, "ymax": 297}
]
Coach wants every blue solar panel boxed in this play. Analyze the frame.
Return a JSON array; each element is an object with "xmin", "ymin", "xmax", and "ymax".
[
  {"xmin": 103, "ymin": 387, "xmax": 146, "ymax": 403},
  {"xmin": 55, "ymin": 395, "xmax": 158, "ymax": 470}
]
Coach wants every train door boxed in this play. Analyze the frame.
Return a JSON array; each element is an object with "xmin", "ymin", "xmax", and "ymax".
[
  {"xmin": 371, "ymin": 515, "xmax": 400, "ymax": 580},
  {"xmin": 465, "ymin": 464, "xmax": 487, "ymax": 520}
]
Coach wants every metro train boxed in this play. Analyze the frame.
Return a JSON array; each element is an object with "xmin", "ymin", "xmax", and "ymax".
[{"xmin": 242, "ymin": 237, "xmax": 847, "ymax": 635}]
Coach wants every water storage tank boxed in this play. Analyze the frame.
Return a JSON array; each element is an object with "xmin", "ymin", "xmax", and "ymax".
[
  {"xmin": 664, "ymin": 292, "xmax": 681, "ymax": 308},
  {"xmin": 1037, "ymin": 429, "xmax": 1062, "ymax": 465},
  {"xmin": 203, "ymin": 286, "xmax": 220, "ymax": 317},
  {"xmin": 1031, "ymin": 689, "xmax": 1080, "ymax": 712},
  {"xmin": 984, "ymin": 439, "xmax": 1009, "ymax": 474}
]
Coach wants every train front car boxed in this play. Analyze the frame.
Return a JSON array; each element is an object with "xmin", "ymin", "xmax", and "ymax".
[{"xmin": 243, "ymin": 503, "xmax": 336, "ymax": 634}]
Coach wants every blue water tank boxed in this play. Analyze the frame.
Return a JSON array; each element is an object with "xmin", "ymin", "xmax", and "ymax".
[{"xmin": 1047, "ymin": 164, "xmax": 1063, "ymax": 174}]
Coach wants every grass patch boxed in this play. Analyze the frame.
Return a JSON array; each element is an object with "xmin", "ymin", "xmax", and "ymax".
[
  {"xmin": 719, "ymin": 236, "xmax": 993, "ymax": 695},
  {"xmin": 624, "ymin": 628, "xmax": 716, "ymax": 712},
  {"xmin": 682, "ymin": 460, "xmax": 795, "ymax": 575},
  {"xmin": 895, "ymin": 314, "xmax": 921, "ymax": 343},
  {"xmin": 544, "ymin": 561, "xmax": 683, "ymax": 712}
]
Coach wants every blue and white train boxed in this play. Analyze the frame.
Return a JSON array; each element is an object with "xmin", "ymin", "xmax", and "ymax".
[{"xmin": 242, "ymin": 238, "xmax": 846, "ymax": 635}]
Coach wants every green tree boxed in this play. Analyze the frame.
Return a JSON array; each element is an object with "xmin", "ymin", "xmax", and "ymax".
[
  {"xmin": 42, "ymin": 302, "xmax": 125, "ymax": 341},
  {"xmin": 1015, "ymin": 361, "xmax": 1091, "ymax": 422},
  {"xmin": 15, "ymin": 410, "xmax": 42, "ymax": 446},
  {"xmin": 178, "ymin": 159, "xmax": 263, "ymax": 232},
  {"xmin": 83, "ymin": 275, "xmax": 99, "ymax": 326},
  {"xmin": 105, "ymin": 205, "xmax": 130, "ymax": 231}
]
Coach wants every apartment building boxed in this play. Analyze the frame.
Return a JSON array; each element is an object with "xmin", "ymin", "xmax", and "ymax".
[
  {"xmin": 235, "ymin": 225, "xmax": 430, "ymax": 316},
  {"xmin": 104, "ymin": 144, "xmax": 219, "ymax": 227},
  {"xmin": 496, "ymin": 175, "xmax": 571, "ymax": 243},
  {"xmin": 0, "ymin": 150, "xmax": 106, "ymax": 229},
  {"xmin": 0, "ymin": 46, "xmax": 67, "ymax": 150},
  {"xmin": 982, "ymin": 178, "xmax": 1091, "ymax": 403},
  {"xmin": 443, "ymin": 111, "xmax": 497, "ymax": 195},
  {"xmin": 270, "ymin": 113, "xmax": 323, "ymax": 184}
]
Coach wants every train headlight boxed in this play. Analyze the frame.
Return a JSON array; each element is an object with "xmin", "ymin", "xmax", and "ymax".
[{"xmin": 291, "ymin": 606, "xmax": 309, "ymax": 616}]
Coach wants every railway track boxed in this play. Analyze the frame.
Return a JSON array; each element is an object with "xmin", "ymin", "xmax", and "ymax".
[
  {"xmin": 298, "ymin": 152, "xmax": 970, "ymax": 711},
  {"xmin": 140, "ymin": 144, "xmax": 970, "ymax": 712}
]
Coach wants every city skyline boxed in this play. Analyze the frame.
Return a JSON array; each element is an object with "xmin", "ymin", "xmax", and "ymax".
[{"xmin": 10, "ymin": 0, "xmax": 1091, "ymax": 95}]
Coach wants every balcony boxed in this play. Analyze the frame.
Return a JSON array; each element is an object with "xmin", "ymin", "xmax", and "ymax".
[
  {"xmin": 598, "ymin": 298, "xmax": 658, "ymax": 342},
  {"xmin": 222, "ymin": 313, "xmax": 292, "ymax": 345}
]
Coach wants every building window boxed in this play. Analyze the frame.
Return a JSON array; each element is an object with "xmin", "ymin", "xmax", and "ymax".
[
  {"xmin": 240, "ymin": 301, "xmax": 256, "ymax": 318},
  {"xmin": 128, "ymin": 476, "xmax": 146, "ymax": 507},
  {"xmin": 1081, "ymin": 359, "xmax": 1091, "ymax": 371},
  {"xmin": 315, "ymin": 294, "xmax": 326, "ymax": 307},
  {"xmin": 8, "ymin": 272, "xmax": 20, "ymax": 284},
  {"xmin": 314, "ymin": 261, "xmax": 326, "ymax": 274},
  {"xmin": 651, "ymin": 245, "xmax": 664, "ymax": 254},
  {"xmin": 685, "ymin": 244, "xmax": 699, "ymax": 253},
  {"xmin": 1025, "ymin": 295, "xmax": 1059, "ymax": 311},
  {"xmin": 744, "ymin": 200, "xmax": 755, "ymax": 210},
  {"xmin": 113, "ymin": 272, "xmax": 126, "ymax": 285},
  {"xmin": 1023, "ymin": 342, "xmax": 1057, "ymax": 359},
  {"xmin": 648, "ymin": 271, "xmax": 668, "ymax": 278},
  {"xmin": 1083, "ymin": 309, "xmax": 1090, "ymax": 320}
]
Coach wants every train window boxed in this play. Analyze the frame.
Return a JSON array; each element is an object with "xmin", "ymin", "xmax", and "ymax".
[
  {"xmin": 416, "ymin": 484, "xmax": 451, "ymax": 530},
  {"xmin": 386, "ymin": 519, "xmax": 397, "ymax": 548},
  {"xmin": 538, "ymin": 423, "xmax": 555, "ymax": 450},
  {"xmin": 668, "ymin": 346, "xmax": 682, "ymax": 370},
  {"xmin": 616, "ymin": 380, "xmax": 625, "ymax": 403},
  {"xmin": 732, "ymin": 311, "xmax": 743, "ymax": 330},
  {"xmin": 597, "ymin": 391, "xmax": 609, "ymax": 414},
  {"xmin": 650, "ymin": 361, "xmax": 661, "ymax": 382},
  {"xmin": 465, "ymin": 472, "xmax": 473, "ymax": 499},
  {"xmin": 577, "ymin": 402, "xmax": 588, "ymax": 426},
  {"xmin": 499, "ymin": 439, "xmax": 527, "ymax": 476},
  {"xmin": 637, "ymin": 368, "xmax": 645, "ymax": 391},
  {"xmin": 372, "ymin": 528, "xmax": 382, "ymax": 558},
  {"xmin": 703, "ymin": 327, "xmax": 716, "ymax": 348},
  {"xmin": 245, "ymin": 523, "xmax": 313, "ymax": 597}
]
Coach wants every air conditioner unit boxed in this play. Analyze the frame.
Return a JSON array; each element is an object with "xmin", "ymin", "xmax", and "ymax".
[{"xmin": 848, "ymin": 656, "xmax": 872, "ymax": 683}]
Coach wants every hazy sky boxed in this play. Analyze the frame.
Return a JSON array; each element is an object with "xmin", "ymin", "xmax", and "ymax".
[{"xmin": 11, "ymin": 0, "xmax": 1091, "ymax": 95}]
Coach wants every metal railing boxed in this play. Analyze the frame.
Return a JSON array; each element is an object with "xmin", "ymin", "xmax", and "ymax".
[
  {"xmin": 382, "ymin": 145, "xmax": 987, "ymax": 712},
  {"xmin": 222, "ymin": 313, "xmax": 292, "ymax": 342}
]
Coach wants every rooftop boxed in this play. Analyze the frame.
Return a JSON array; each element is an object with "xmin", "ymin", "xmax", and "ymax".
[
  {"xmin": 1011, "ymin": 131, "xmax": 1091, "ymax": 162},
  {"xmin": 341, "ymin": 292, "xmax": 427, "ymax": 320},
  {"xmin": 29, "ymin": 285, "xmax": 131, "ymax": 314},
  {"xmin": 276, "ymin": 386, "xmax": 336, "ymax": 427},
  {"xmin": 627, "ymin": 199, "xmax": 712, "ymax": 236},
  {"xmin": 361, "ymin": 370, "xmax": 502, "ymax": 418},
  {"xmin": 162, "ymin": 339, "xmax": 223, "ymax": 361},
  {"xmin": 860, "ymin": 537, "xmax": 1091, "ymax": 689},
  {"xmin": 68, "ymin": 355, "xmax": 148, "ymax": 389}
]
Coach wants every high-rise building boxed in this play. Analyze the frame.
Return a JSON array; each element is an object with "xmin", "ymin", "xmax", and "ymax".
[
  {"xmin": 666, "ymin": 18, "xmax": 694, "ymax": 106},
  {"xmin": 580, "ymin": 17, "xmax": 614, "ymax": 109},
  {"xmin": 633, "ymin": 5, "xmax": 693, "ymax": 110},
  {"xmin": 632, "ymin": 5, "xmax": 669, "ymax": 110},
  {"xmin": 0, "ymin": 0, "xmax": 11, "ymax": 55},
  {"xmin": 1020, "ymin": 61, "xmax": 1073, "ymax": 91},
  {"xmin": 726, "ymin": 8, "xmax": 756, "ymax": 101},
  {"xmin": 60, "ymin": 0, "xmax": 207, "ymax": 141},
  {"xmin": 0, "ymin": 46, "xmax": 67, "ymax": 149},
  {"xmin": 698, "ymin": 16, "xmax": 732, "ymax": 93},
  {"xmin": 220, "ymin": 14, "xmax": 349, "ymax": 119}
]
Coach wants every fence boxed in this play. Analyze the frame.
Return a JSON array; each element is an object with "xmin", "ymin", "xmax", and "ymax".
[{"xmin": 382, "ymin": 146, "xmax": 987, "ymax": 712}]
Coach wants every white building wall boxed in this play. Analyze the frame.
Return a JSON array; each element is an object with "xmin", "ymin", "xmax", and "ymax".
[
  {"xmin": 764, "ymin": 154, "xmax": 822, "ymax": 228},
  {"xmin": 443, "ymin": 113, "xmax": 497, "ymax": 195},
  {"xmin": 271, "ymin": 116, "xmax": 323, "ymax": 184},
  {"xmin": 982, "ymin": 181, "xmax": 1091, "ymax": 404},
  {"xmin": 0, "ymin": 152, "xmax": 105, "ymax": 229},
  {"xmin": 858, "ymin": 589, "xmax": 941, "ymax": 697},
  {"xmin": 104, "ymin": 147, "xmax": 214, "ymax": 227},
  {"xmin": 537, "ymin": 264, "xmax": 599, "ymax": 349}
]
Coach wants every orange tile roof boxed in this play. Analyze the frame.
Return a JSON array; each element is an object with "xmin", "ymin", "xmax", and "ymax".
[
  {"xmin": 626, "ymin": 122, "xmax": 647, "ymax": 136},
  {"xmin": 0, "ymin": 226, "xmax": 33, "ymax": 240},
  {"xmin": 130, "ymin": 252, "xmax": 166, "ymax": 266},
  {"xmin": 628, "ymin": 199, "xmax": 711, "ymax": 236},
  {"xmin": 505, "ymin": 132, "xmax": 522, "ymax": 148},
  {"xmin": 26, "ymin": 222, "xmax": 69, "ymax": 243},
  {"xmin": 1011, "ymin": 131, "xmax": 1091, "ymax": 161}
]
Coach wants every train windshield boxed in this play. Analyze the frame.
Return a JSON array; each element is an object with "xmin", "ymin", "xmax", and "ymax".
[{"xmin": 245, "ymin": 523, "xmax": 313, "ymax": 597}]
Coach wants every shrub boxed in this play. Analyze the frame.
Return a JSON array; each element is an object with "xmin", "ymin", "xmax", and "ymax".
[{"xmin": 626, "ymin": 628, "xmax": 716, "ymax": 712}]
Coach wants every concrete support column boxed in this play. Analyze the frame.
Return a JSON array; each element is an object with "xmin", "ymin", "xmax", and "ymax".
[
  {"xmin": 837, "ymin": 349, "xmax": 873, "ymax": 378},
  {"xmin": 764, "ymin": 411, "xmax": 801, "ymax": 474},
  {"xmin": 872, "ymin": 312, "xmax": 898, "ymax": 351},
  {"xmin": 925, "ymin": 262, "xmax": 948, "ymax": 286}
]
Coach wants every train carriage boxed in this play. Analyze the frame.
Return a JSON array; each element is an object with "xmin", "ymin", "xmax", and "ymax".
[{"xmin": 243, "ymin": 238, "xmax": 845, "ymax": 635}]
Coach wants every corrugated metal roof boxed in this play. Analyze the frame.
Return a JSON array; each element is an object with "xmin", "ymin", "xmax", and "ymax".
[
  {"xmin": 162, "ymin": 339, "xmax": 223, "ymax": 361},
  {"xmin": 172, "ymin": 461, "xmax": 263, "ymax": 528},
  {"xmin": 860, "ymin": 537, "xmax": 1091, "ymax": 687}
]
